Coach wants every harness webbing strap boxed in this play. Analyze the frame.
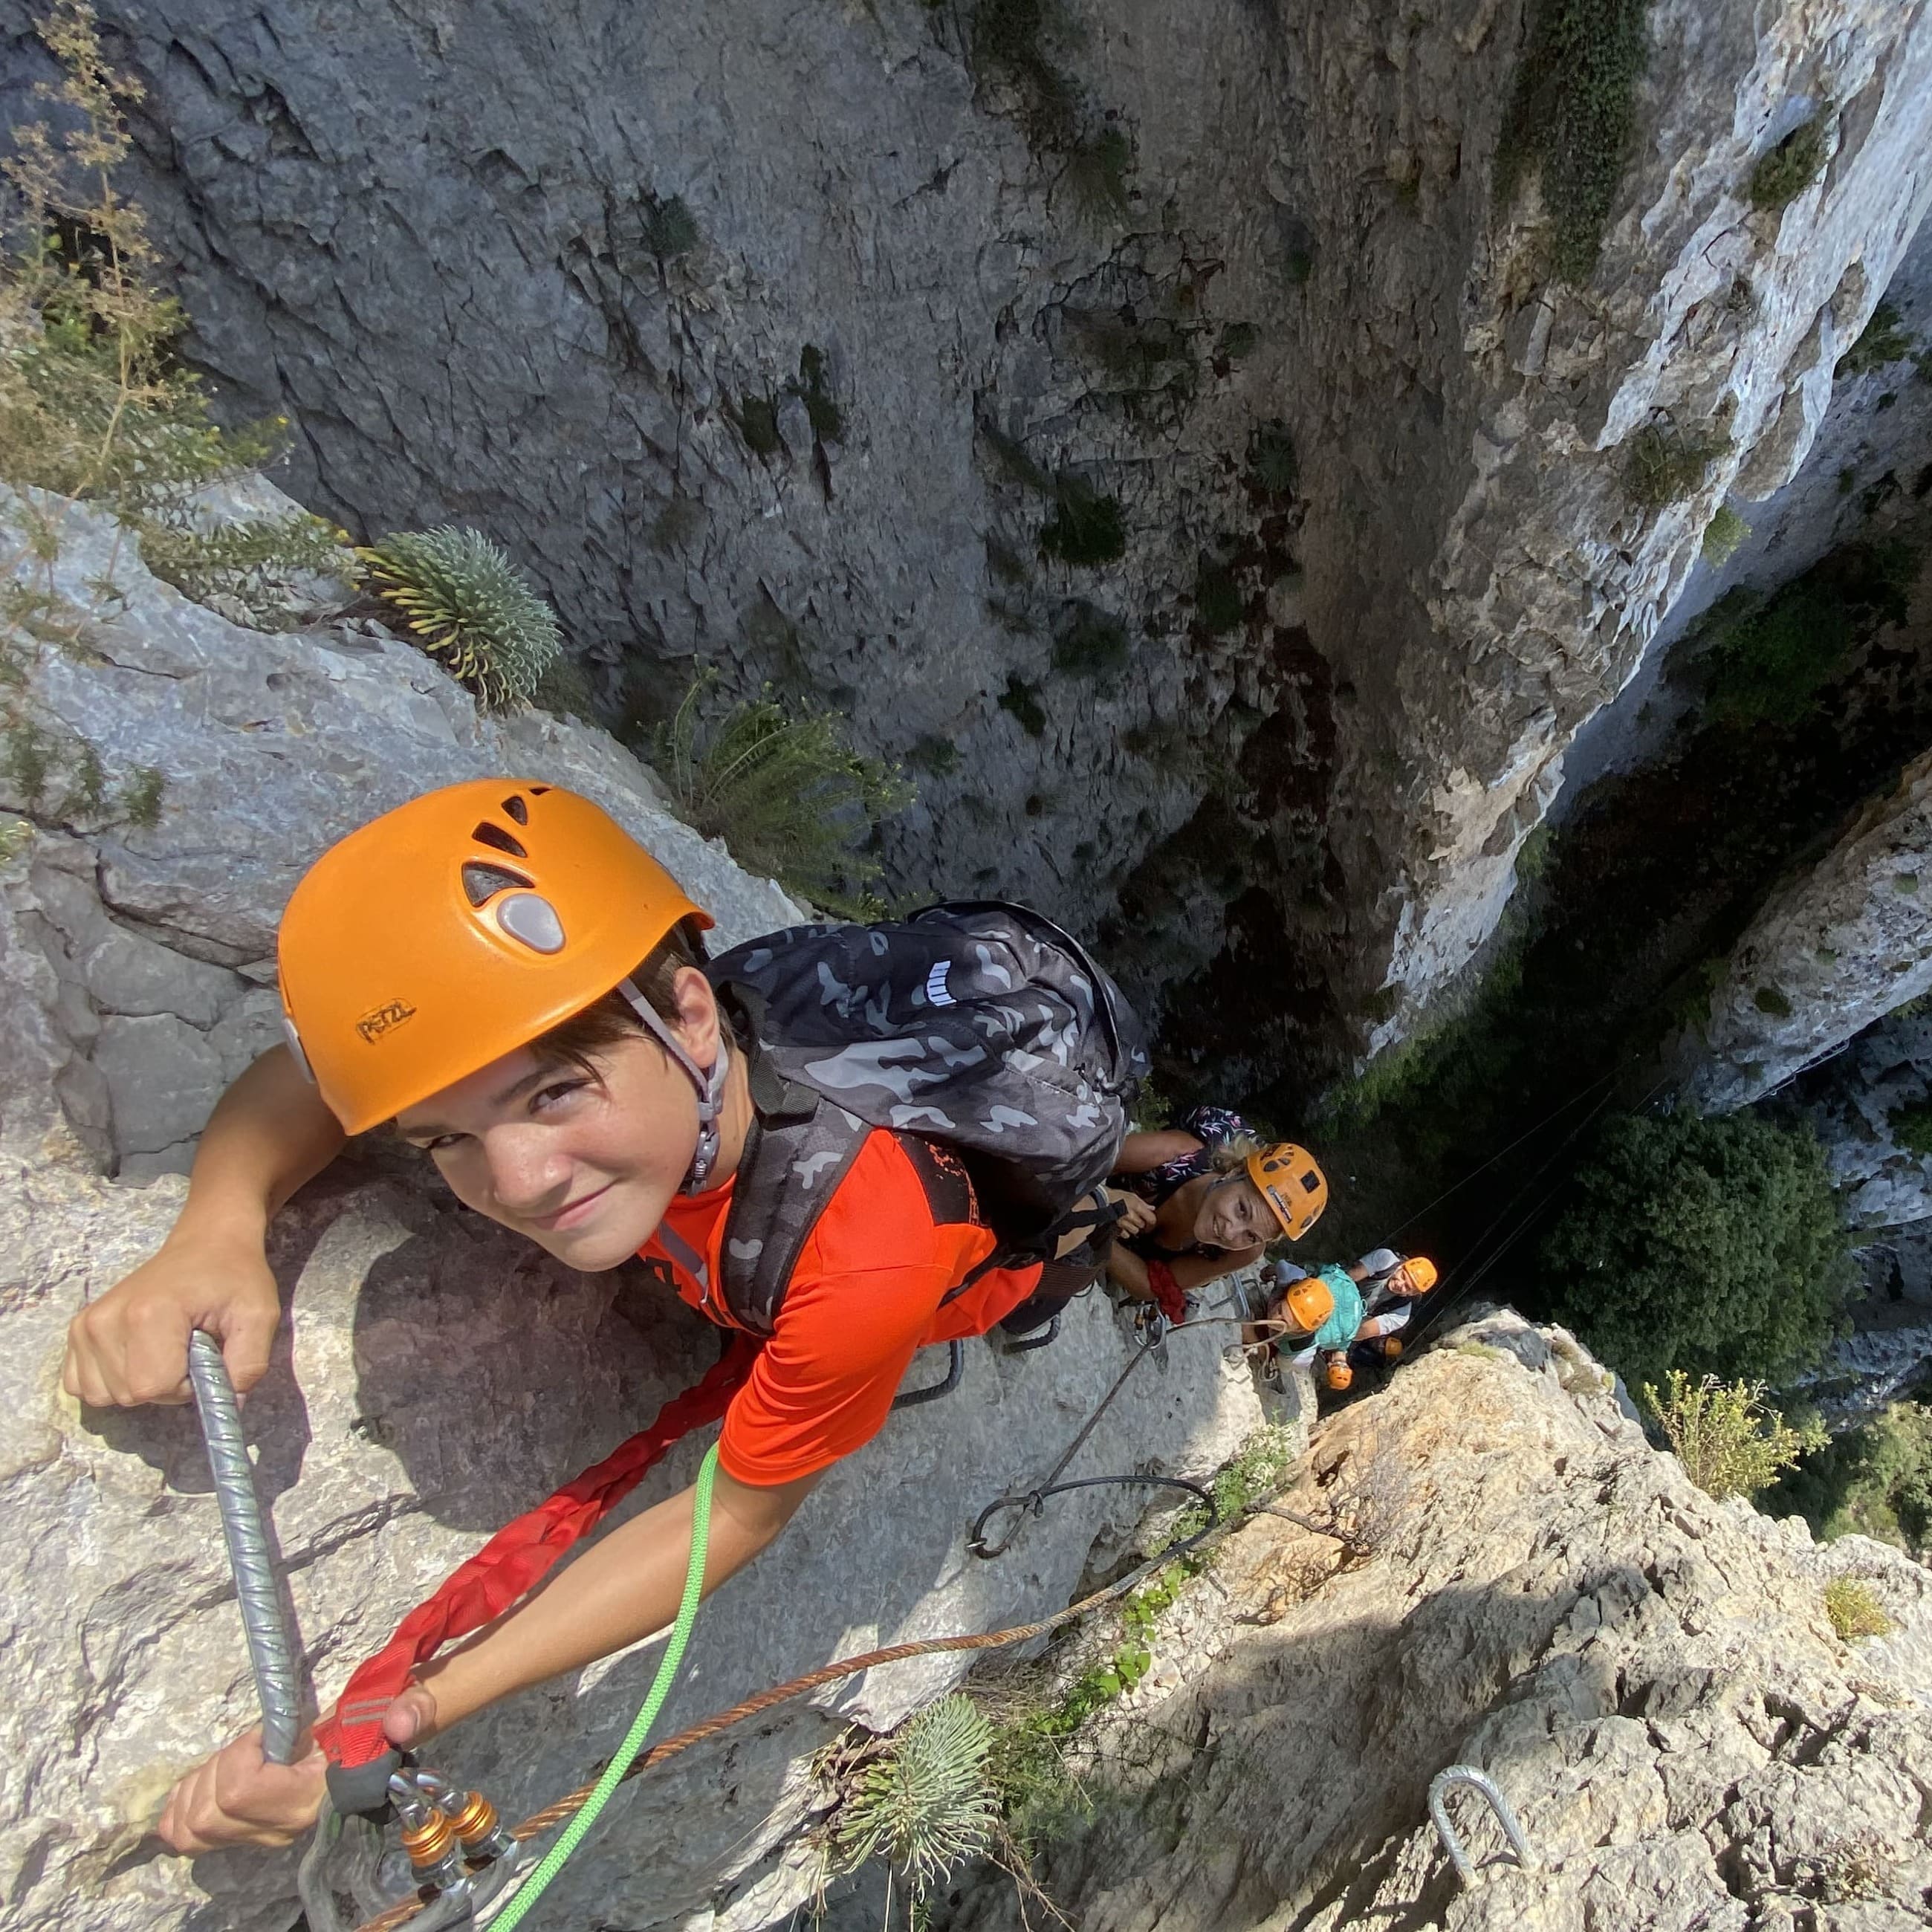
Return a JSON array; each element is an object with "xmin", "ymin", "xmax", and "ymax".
[{"xmin": 316, "ymin": 1337, "xmax": 758, "ymax": 1774}]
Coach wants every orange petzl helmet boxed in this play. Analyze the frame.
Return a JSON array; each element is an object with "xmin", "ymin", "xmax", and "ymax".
[
  {"xmin": 1394, "ymin": 1255, "xmax": 1439, "ymax": 1296},
  {"xmin": 1248, "ymin": 1142, "xmax": 1329, "ymax": 1239},
  {"xmin": 1278, "ymin": 1273, "xmax": 1335, "ymax": 1335},
  {"xmin": 277, "ymin": 780, "xmax": 713, "ymax": 1133},
  {"xmin": 1323, "ymin": 1358, "xmax": 1354, "ymax": 1391}
]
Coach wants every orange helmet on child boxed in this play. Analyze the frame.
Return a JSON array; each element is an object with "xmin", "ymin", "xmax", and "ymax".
[
  {"xmin": 1323, "ymin": 1358, "xmax": 1354, "ymax": 1391},
  {"xmin": 1277, "ymin": 1273, "xmax": 1335, "ymax": 1335},
  {"xmin": 1246, "ymin": 1142, "xmax": 1329, "ymax": 1239},
  {"xmin": 276, "ymin": 780, "xmax": 712, "ymax": 1133}
]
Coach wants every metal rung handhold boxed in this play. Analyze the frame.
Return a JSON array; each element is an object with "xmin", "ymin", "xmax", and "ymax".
[{"xmin": 1428, "ymin": 1765, "xmax": 1535, "ymax": 1889}]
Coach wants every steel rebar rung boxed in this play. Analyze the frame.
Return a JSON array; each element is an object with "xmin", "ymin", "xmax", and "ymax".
[
  {"xmin": 1428, "ymin": 1765, "xmax": 1534, "ymax": 1889},
  {"xmin": 189, "ymin": 1329, "xmax": 302, "ymax": 1764}
]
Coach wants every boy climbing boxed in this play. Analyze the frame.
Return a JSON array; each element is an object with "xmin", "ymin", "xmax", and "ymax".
[
  {"xmin": 1104, "ymin": 1105, "xmax": 1330, "ymax": 1325},
  {"xmin": 60, "ymin": 779, "xmax": 1142, "ymax": 1855}
]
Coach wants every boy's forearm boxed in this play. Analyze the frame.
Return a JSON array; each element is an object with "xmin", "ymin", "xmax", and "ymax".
[
  {"xmin": 412, "ymin": 1468, "xmax": 815, "ymax": 1736},
  {"xmin": 174, "ymin": 1047, "xmax": 346, "ymax": 1239}
]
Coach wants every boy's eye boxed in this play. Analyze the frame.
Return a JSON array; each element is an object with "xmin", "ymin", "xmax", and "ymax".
[{"xmin": 531, "ymin": 1077, "xmax": 589, "ymax": 1113}]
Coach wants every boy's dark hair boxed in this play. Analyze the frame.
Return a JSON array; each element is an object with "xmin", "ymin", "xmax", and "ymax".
[{"xmin": 531, "ymin": 916, "xmax": 711, "ymax": 1074}]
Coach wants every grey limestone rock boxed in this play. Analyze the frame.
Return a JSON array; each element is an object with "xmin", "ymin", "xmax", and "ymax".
[
  {"xmin": 1686, "ymin": 746, "xmax": 1932, "ymax": 1113},
  {"xmin": 867, "ymin": 1308, "xmax": 1932, "ymax": 1932},
  {"xmin": 6, "ymin": 0, "xmax": 1928, "ymax": 1081}
]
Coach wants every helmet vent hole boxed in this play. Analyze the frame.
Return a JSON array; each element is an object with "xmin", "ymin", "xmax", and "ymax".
[
  {"xmin": 500, "ymin": 794, "xmax": 529, "ymax": 826},
  {"xmin": 528, "ymin": 785, "xmax": 551, "ymax": 796},
  {"xmin": 462, "ymin": 860, "xmax": 534, "ymax": 906},
  {"xmin": 471, "ymin": 820, "xmax": 528, "ymax": 858}
]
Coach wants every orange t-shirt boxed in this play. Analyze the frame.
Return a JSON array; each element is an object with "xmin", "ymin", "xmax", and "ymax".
[{"xmin": 642, "ymin": 1131, "xmax": 1043, "ymax": 1487}]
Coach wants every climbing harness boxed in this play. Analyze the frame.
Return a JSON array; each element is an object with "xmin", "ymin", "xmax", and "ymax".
[
  {"xmin": 1427, "ymin": 1766, "xmax": 1535, "ymax": 1888},
  {"xmin": 187, "ymin": 1330, "xmax": 302, "ymax": 1766}
]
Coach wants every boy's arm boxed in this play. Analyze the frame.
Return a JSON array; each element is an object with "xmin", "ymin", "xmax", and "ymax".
[
  {"xmin": 158, "ymin": 1469, "xmax": 817, "ymax": 1855},
  {"xmin": 63, "ymin": 1046, "xmax": 346, "ymax": 1407}
]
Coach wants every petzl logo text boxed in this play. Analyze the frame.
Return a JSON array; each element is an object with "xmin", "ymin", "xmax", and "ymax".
[{"xmin": 357, "ymin": 998, "xmax": 417, "ymax": 1044}]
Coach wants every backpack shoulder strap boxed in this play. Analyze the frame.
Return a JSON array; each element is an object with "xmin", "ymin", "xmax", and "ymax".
[{"xmin": 716, "ymin": 1008, "xmax": 869, "ymax": 1336}]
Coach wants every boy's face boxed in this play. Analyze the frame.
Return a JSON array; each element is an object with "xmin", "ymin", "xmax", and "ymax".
[{"xmin": 395, "ymin": 971, "xmax": 718, "ymax": 1270}]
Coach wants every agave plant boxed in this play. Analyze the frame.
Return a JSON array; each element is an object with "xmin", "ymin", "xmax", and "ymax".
[
  {"xmin": 831, "ymin": 1696, "xmax": 998, "ymax": 1902},
  {"xmin": 358, "ymin": 526, "xmax": 563, "ymax": 708}
]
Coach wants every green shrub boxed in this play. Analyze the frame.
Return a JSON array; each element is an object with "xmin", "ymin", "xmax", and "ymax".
[
  {"xmin": 0, "ymin": 1, "xmax": 285, "ymax": 566},
  {"xmin": 997, "ymin": 673, "xmax": 1047, "ymax": 737},
  {"xmin": 652, "ymin": 671, "xmax": 911, "ymax": 915},
  {"xmin": 1494, "ymin": 0, "xmax": 1650, "ymax": 282},
  {"xmin": 639, "ymin": 191, "xmax": 701, "ymax": 262},
  {"xmin": 1642, "ymin": 1369, "xmax": 1821, "ymax": 1500},
  {"xmin": 1063, "ymin": 126, "xmax": 1133, "ymax": 227},
  {"xmin": 1622, "ymin": 423, "xmax": 1730, "ymax": 509},
  {"xmin": 1823, "ymin": 1576, "xmax": 1891, "ymax": 1641},
  {"xmin": 735, "ymin": 394, "xmax": 782, "ymax": 457},
  {"xmin": 831, "ymin": 1696, "xmax": 997, "ymax": 1902},
  {"xmin": 1543, "ymin": 1112, "xmax": 1852, "ymax": 1393},
  {"xmin": 791, "ymin": 345, "xmax": 842, "ymax": 442},
  {"xmin": 1889, "ymin": 1100, "xmax": 1932, "ymax": 1158},
  {"xmin": 1217, "ymin": 321, "xmax": 1260, "ymax": 363},
  {"xmin": 1681, "ymin": 541, "xmax": 1914, "ymax": 728},
  {"xmin": 906, "ymin": 733, "xmax": 961, "ymax": 777},
  {"xmin": 1039, "ymin": 477, "xmax": 1125, "ymax": 566},
  {"xmin": 1247, "ymin": 421, "xmax": 1299, "ymax": 497},
  {"xmin": 139, "ymin": 510, "xmax": 351, "ymax": 629},
  {"xmin": 1770, "ymin": 1401, "xmax": 1932, "ymax": 1554},
  {"xmin": 1748, "ymin": 109, "xmax": 1829, "ymax": 213},
  {"xmin": 1052, "ymin": 603, "xmax": 1129, "ymax": 677},
  {"xmin": 1837, "ymin": 300, "xmax": 1914, "ymax": 378},
  {"xmin": 969, "ymin": 0, "xmax": 1078, "ymax": 148},
  {"xmin": 1752, "ymin": 984, "xmax": 1792, "ymax": 1017},
  {"xmin": 358, "ymin": 526, "xmax": 563, "ymax": 708},
  {"xmin": 1194, "ymin": 559, "xmax": 1244, "ymax": 635},
  {"xmin": 1700, "ymin": 505, "xmax": 1751, "ymax": 567}
]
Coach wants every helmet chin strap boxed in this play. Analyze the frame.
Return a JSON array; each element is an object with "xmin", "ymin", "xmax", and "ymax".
[{"xmin": 618, "ymin": 979, "xmax": 730, "ymax": 1193}]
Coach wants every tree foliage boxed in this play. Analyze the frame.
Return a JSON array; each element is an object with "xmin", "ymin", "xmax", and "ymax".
[
  {"xmin": 1544, "ymin": 1111, "xmax": 1852, "ymax": 1393},
  {"xmin": 1769, "ymin": 1400, "xmax": 1932, "ymax": 1555}
]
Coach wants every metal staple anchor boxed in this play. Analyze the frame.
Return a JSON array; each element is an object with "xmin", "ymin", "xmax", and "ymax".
[
  {"xmin": 1428, "ymin": 1765, "xmax": 1535, "ymax": 1889},
  {"xmin": 188, "ymin": 1329, "xmax": 302, "ymax": 1763}
]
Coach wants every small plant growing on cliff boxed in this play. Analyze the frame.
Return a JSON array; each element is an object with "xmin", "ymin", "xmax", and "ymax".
[
  {"xmin": 1700, "ymin": 505, "xmax": 1750, "ymax": 567},
  {"xmin": 1247, "ymin": 421, "xmax": 1299, "ymax": 497},
  {"xmin": 1643, "ymin": 1370, "xmax": 1820, "ymax": 1500},
  {"xmin": 1494, "ymin": 0, "xmax": 1650, "ymax": 282},
  {"xmin": 1062, "ymin": 127, "xmax": 1133, "ymax": 227},
  {"xmin": 969, "ymin": 0, "xmax": 1079, "ymax": 149},
  {"xmin": 1052, "ymin": 602, "xmax": 1129, "ymax": 677},
  {"xmin": 140, "ymin": 510, "xmax": 352, "ymax": 629},
  {"xmin": 1039, "ymin": 476, "xmax": 1125, "ymax": 566},
  {"xmin": 653, "ymin": 670, "xmax": 910, "ymax": 915},
  {"xmin": 1194, "ymin": 557, "xmax": 1245, "ymax": 635},
  {"xmin": 358, "ymin": 526, "xmax": 563, "ymax": 709},
  {"xmin": 640, "ymin": 191, "xmax": 701, "ymax": 263},
  {"xmin": 1822, "ymin": 1575, "xmax": 1891, "ymax": 1641},
  {"xmin": 1837, "ymin": 300, "xmax": 1914, "ymax": 379},
  {"xmin": 1889, "ymin": 1100, "xmax": 1932, "ymax": 1158},
  {"xmin": 1748, "ymin": 108, "xmax": 1830, "ymax": 213},
  {"xmin": 829, "ymin": 1696, "xmax": 998, "ymax": 1903},
  {"xmin": 1622, "ymin": 423, "xmax": 1730, "ymax": 510}
]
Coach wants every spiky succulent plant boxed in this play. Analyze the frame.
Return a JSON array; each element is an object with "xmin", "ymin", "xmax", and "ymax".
[
  {"xmin": 358, "ymin": 526, "xmax": 563, "ymax": 708},
  {"xmin": 831, "ymin": 1695, "xmax": 997, "ymax": 1899}
]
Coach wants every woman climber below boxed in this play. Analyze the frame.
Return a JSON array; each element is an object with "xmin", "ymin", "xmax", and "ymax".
[
  {"xmin": 1104, "ymin": 1106, "xmax": 1330, "ymax": 1324},
  {"xmin": 59, "ymin": 779, "xmax": 1138, "ymax": 1855},
  {"xmin": 1261, "ymin": 1248, "xmax": 1439, "ymax": 1392}
]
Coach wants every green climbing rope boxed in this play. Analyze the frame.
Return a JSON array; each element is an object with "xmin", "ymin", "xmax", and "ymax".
[{"xmin": 490, "ymin": 1443, "xmax": 719, "ymax": 1931}]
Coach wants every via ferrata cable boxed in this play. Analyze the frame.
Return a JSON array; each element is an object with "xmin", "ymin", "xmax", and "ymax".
[{"xmin": 488, "ymin": 1442, "xmax": 719, "ymax": 1932}]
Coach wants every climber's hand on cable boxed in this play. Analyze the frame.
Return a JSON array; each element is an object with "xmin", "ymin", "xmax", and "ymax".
[
  {"xmin": 156, "ymin": 1725, "xmax": 326, "ymax": 1854},
  {"xmin": 62, "ymin": 1228, "xmax": 281, "ymax": 1408},
  {"xmin": 1109, "ymin": 1190, "xmax": 1156, "ymax": 1239}
]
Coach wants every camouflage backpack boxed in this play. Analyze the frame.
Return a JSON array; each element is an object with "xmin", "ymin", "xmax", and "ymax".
[{"xmin": 701, "ymin": 901, "xmax": 1149, "ymax": 1335}]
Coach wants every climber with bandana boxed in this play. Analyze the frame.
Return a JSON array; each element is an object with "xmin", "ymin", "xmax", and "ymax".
[{"xmin": 1105, "ymin": 1106, "xmax": 1330, "ymax": 1326}]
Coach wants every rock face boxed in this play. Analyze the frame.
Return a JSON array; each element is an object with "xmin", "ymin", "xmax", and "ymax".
[
  {"xmin": 1685, "ymin": 745, "xmax": 1932, "ymax": 1113},
  {"xmin": 883, "ymin": 1307, "xmax": 1932, "ymax": 1932},
  {"xmin": 6, "ymin": 0, "xmax": 1928, "ymax": 1085},
  {"xmin": 0, "ymin": 490, "xmax": 1277, "ymax": 1932},
  {"xmin": 1796, "ymin": 1009, "xmax": 1932, "ymax": 1231}
]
